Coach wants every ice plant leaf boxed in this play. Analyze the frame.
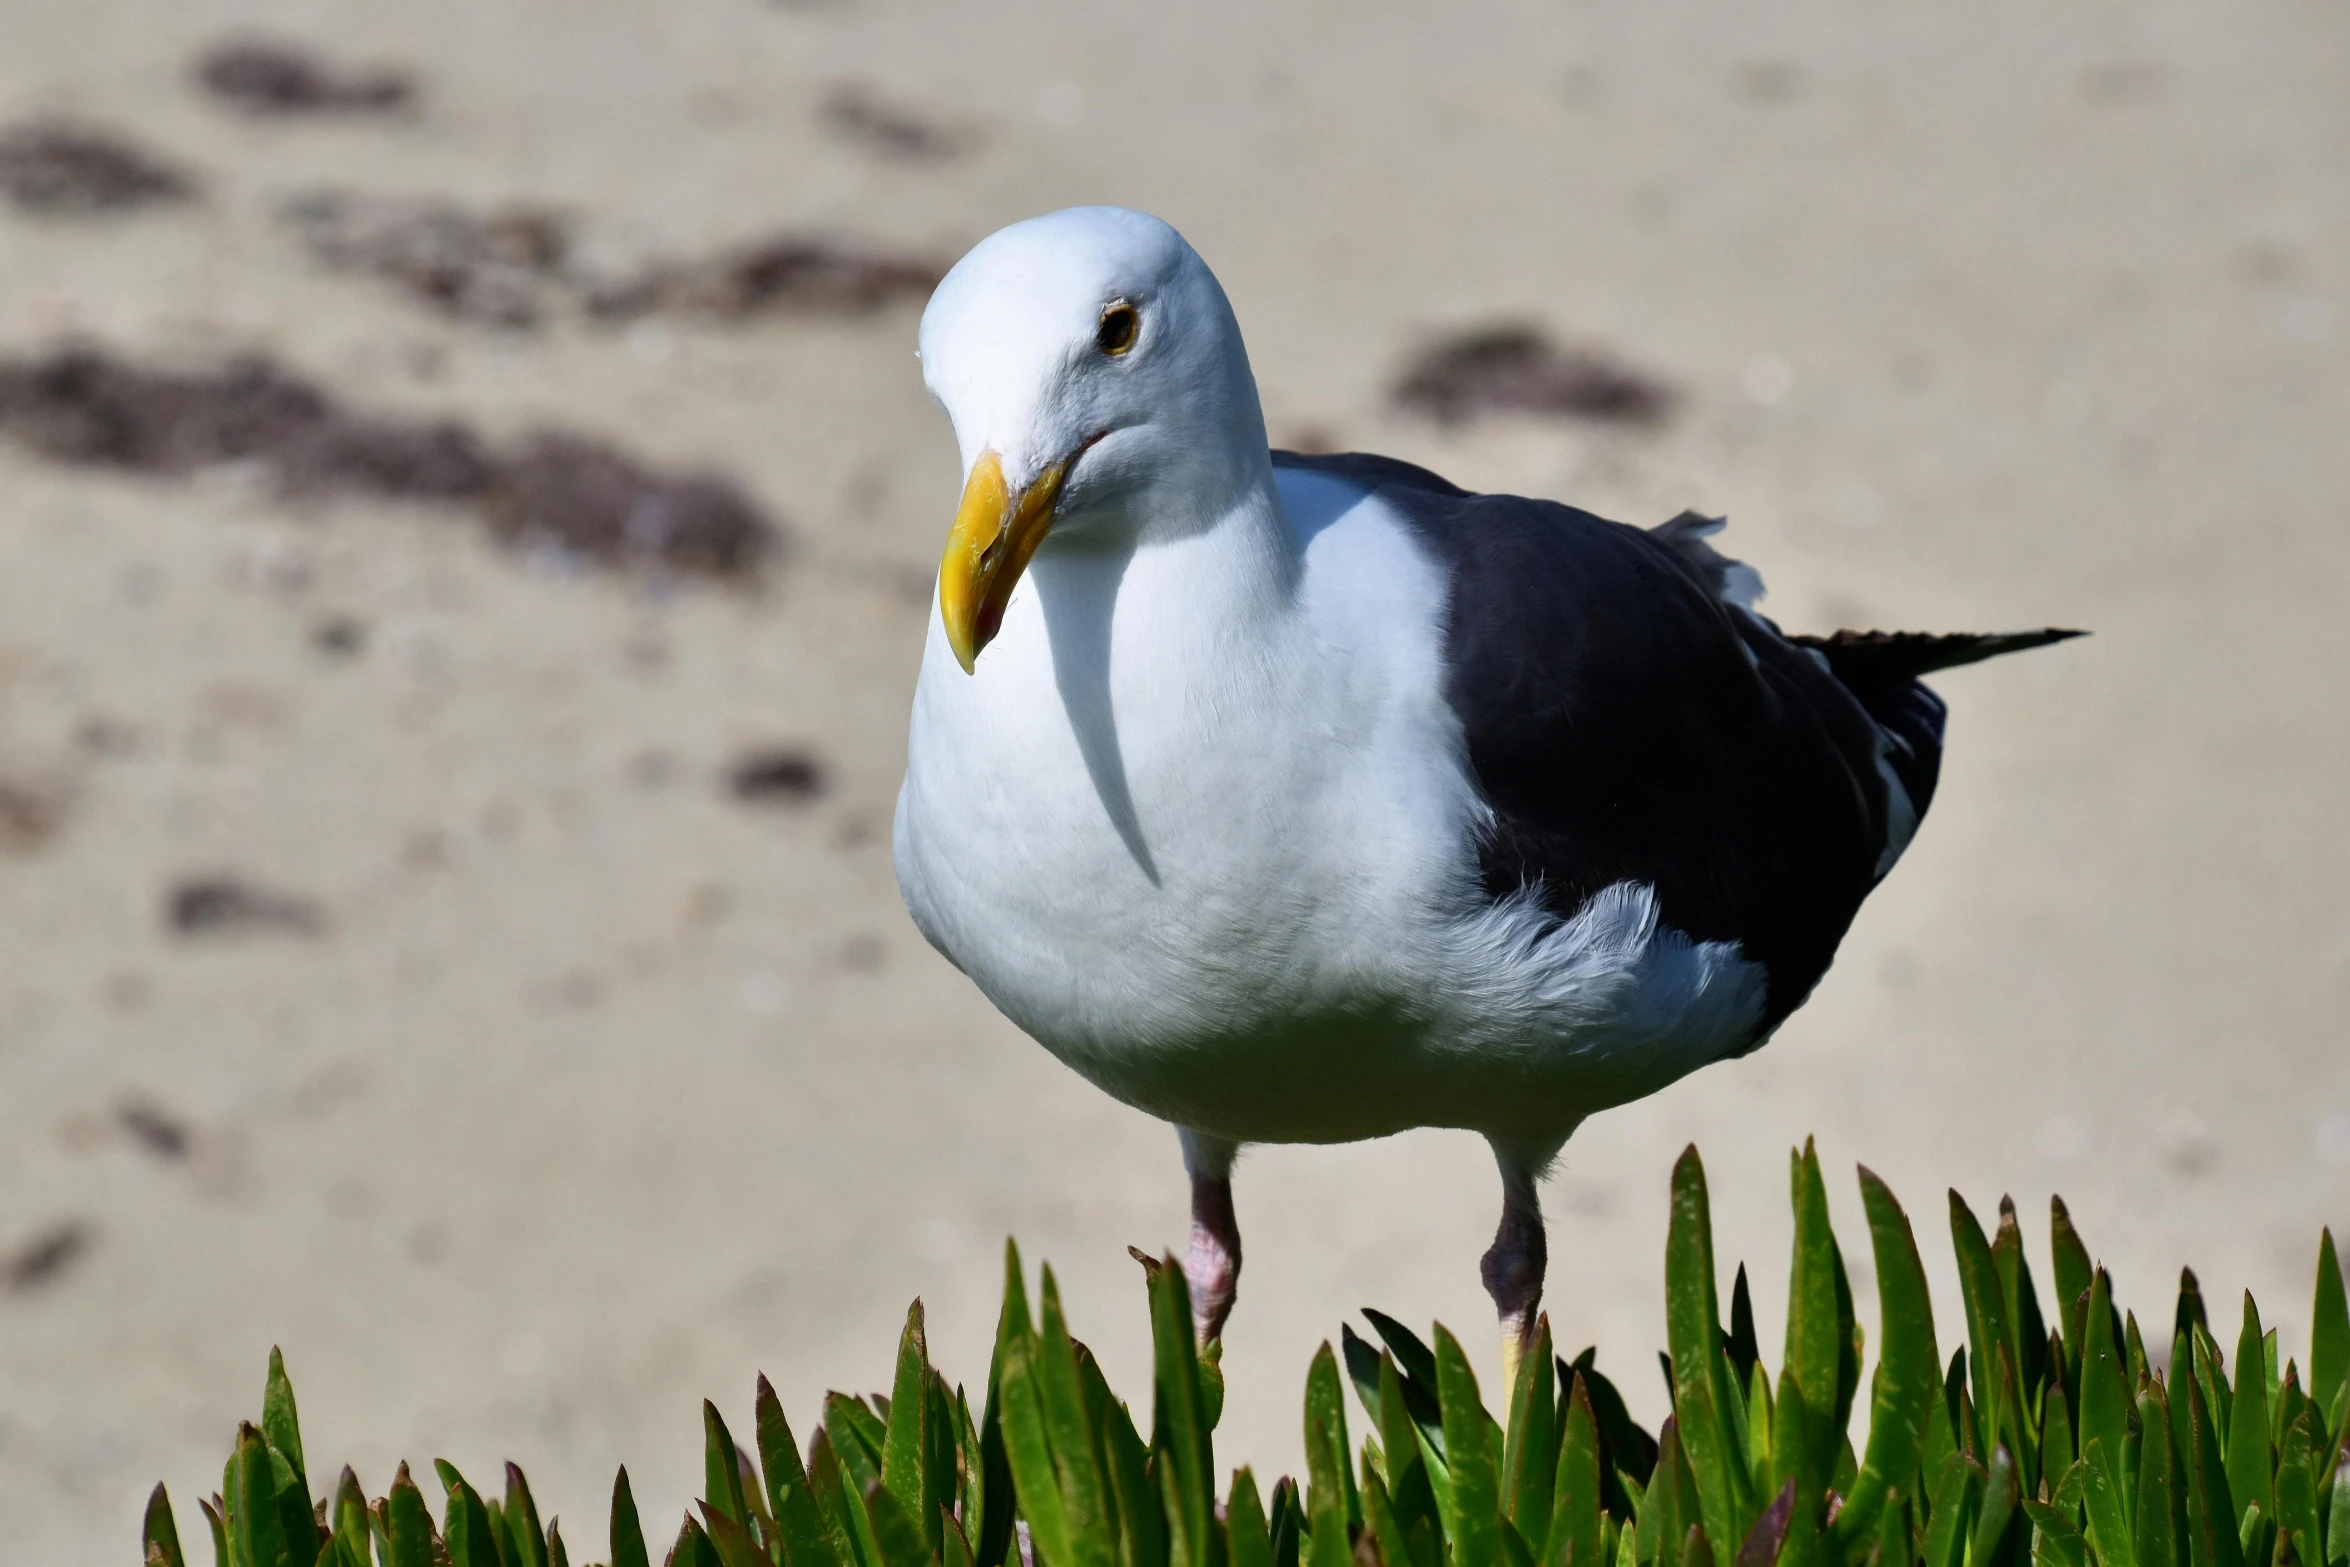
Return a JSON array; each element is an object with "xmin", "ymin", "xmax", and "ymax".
[
  {"xmin": 262, "ymin": 1349, "xmax": 308, "ymax": 1503},
  {"xmin": 1667, "ymin": 1147, "xmax": 1754, "ymax": 1554},
  {"xmin": 145, "ymin": 1483, "xmax": 188, "ymax": 1567},
  {"xmin": 1785, "ymin": 1142, "xmax": 1844, "ymax": 1499},
  {"xmin": 609, "ymin": 1468, "xmax": 650, "ymax": 1567},
  {"xmin": 2051, "ymin": 1198, "xmax": 2096, "ymax": 1368},
  {"xmin": 1829, "ymin": 1167, "xmax": 1938, "ymax": 1555},
  {"xmin": 2313, "ymin": 1233, "xmax": 2350, "ymax": 1430},
  {"xmin": 1230, "ymin": 1468, "xmax": 1277, "ymax": 1567},
  {"xmin": 1507, "ymin": 1316, "xmax": 1560, "ymax": 1548},
  {"xmin": 2229, "ymin": 1296, "xmax": 2275, "ymax": 1529},
  {"xmin": 1438, "ymin": 1325, "xmax": 1502, "ymax": 1567},
  {"xmin": 880, "ymin": 1301, "xmax": 935, "ymax": 1544}
]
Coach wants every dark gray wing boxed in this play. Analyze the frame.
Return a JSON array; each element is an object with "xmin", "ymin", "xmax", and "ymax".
[{"xmin": 1274, "ymin": 449, "xmax": 1902, "ymax": 1040}]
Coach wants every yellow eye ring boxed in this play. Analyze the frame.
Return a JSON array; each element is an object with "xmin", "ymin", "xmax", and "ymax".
[{"xmin": 1096, "ymin": 300, "xmax": 1140, "ymax": 356}]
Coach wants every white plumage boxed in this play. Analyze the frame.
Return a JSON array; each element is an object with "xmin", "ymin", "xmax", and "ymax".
[{"xmin": 892, "ymin": 204, "xmax": 2074, "ymax": 1356}]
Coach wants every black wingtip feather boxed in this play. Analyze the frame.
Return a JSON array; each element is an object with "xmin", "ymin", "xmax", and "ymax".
[{"xmin": 1794, "ymin": 626, "xmax": 2086, "ymax": 686}]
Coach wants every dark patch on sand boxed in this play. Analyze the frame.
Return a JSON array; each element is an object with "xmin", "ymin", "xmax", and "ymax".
[
  {"xmin": 0, "ymin": 774, "xmax": 70, "ymax": 854},
  {"xmin": 0, "ymin": 346, "xmax": 782, "ymax": 579},
  {"xmin": 588, "ymin": 233, "xmax": 947, "ymax": 320},
  {"xmin": 0, "ymin": 120, "xmax": 195, "ymax": 215},
  {"xmin": 491, "ymin": 433, "xmax": 771, "ymax": 579},
  {"xmin": 279, "ymin": 191, "xmax": 570, "ymax": 328},
  {"xmin": 116, "ymin": 1100, "xmax": 191, "ymax": 1161},
  {"xmin": 196, "ymin": 39, "xmax": 415, "ymax": 117},
  {"xmin": 278, "ymin": 188, "xmax": 942, "ymax": 329},
  {"xmin": 820, "ymin": 86, "xmax": 969, "ymax": 160},
  {"xmin": 3, "ymin": 1220, "xmax": 91, "ymax": 1293},
  {"xmin": 311, "ymin": 616, "xmax": 367, "ymax": 657},
  {"xmin": 167, "ymin": 874, "xmax": 327, "ymax": 937},
  {"xmin": 728, "ymin": 746, "xmax": 829, "ymax": 805},
  {"xmin": 1393, "ymin": 325, "xmax": 1674, "ymax": 427}
]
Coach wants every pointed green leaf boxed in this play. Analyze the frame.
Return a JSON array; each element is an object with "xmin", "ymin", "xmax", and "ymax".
[
  {"xmin": 1232, "ymin": 1469, "xmax": 1277, "ymax": 1567},
  {"xmin": 1830, "ymin": 1166, "xmax": 1940, "ymax": 1555},
  {"xmin": 824, "ymin": 1429, "xmax": 887, "ymax": 1567},
  {"xmin": 698, "ymin": 1501, "xmax": 772, "ymax": 1567},
  {"xmin": 1308, "ymin": 1341, "xmax": 1360, "ymax": 1567},
  {"xmin": 259, "ymin": 1351, "xmax": 308, "ymax": 1507},
  {"xmin": 2025, "ymin": 1497, "xmax": 2087, "ymax": 1567},
  {"xmin": 2051, "ymin": 1199, "xmax": 2095, "ymax": 1370},
  {"xmin": 2311, "ymin": 1234, "xmax": 2350, "ymax": 1435},
  {"xmin": 1785, "ymin": 1143, "xmax": 1844, "ymax": 1501},
  {"xmin": 945, "ymin": 1514, "xmax": 978, "ymax": 1567},
  {"xmin": 2046, "ymin": 1378, "xmax": 2078, "ymax": 1479},
  {"xmin": 1667, "ymin": 1148, "xmax": 1756, "ymax": 1553},
  {"xmin": 1508, "ymin": 1317, "xmax": 1560, "ymax": 1549},
  {"xmin": 2185, "ymin": 1367, "xmax": 2246, "ymax": 1567},
  {"xmin": 2278, "ymin": 1412, "xmax": 2321, "ymax": 1562},
  {"xmin": 1080, "ymin": 1340, "xmax": 1161, "ymax": 1567},
  {"xmin": 609, "ymin": 1469, "xmax": 651, "ymax": 1567},
  {"xmin": 880, "ymin": 1302, "xmax": 936, "ymax": 1547},
  {"xmin": 1971, "ymin": 1446, "xmax": 2021, "ymax": 1567},
  {"xmin": 1566, "ymin": 1350, "xmax": 1659, "ymax": 1495},
  {"xmin": 1035, "ymin": 1268, "xmax": 1115, "ymax": 1567},
  {"xmin": 1367, "ymin": 1313, "xmax": 1444, "ymax": 1407},
  {"xmin": 853, "ymin": 1483, "xmax": 931, "ymax": 1567},
  {"xmin": 227, "ymin": 1425, "xmax": 294, "ymax": 1567},
  {"xmin": 2178, "ymin": 1272, "xmax": 2211, "ymax": 1343},
  {"xmin": 147, "ymin": 1484, "xmax": 189, "ymax": 1567},
  {"xmin": 2081, "ymin": 1271, "xmax": 2133, "ymax": 1482},
  {"xmin": 1637, "ymin": 1420, "xmax": 1684, "ymax": 1567},
  {"xmin": 502, "ymin": 1465, "xmax": 549, "ymax": 1567},
  {"xmin": 1439, "ymin": 1326, "xmax": 1503, "ymax": 1567},
  {"xmin": 1995, "ymin": 1198, "xmax": 2050, "ymax": 1405},
  {"xmin": 672, "ymin": 1518, "xmax": 725, "ymax": 1567},
  {"xmin": 2322, "ymin": 1461, "xmax": 2349, "ymax": 1567},
  {"xmin": 755, "ymin": 1381, "xmax": 843, "ymax": 1567},
  {"xmin": 1924, "ymin": 1454, "xmax": 1984, "ymax": 1567},
  {"xmin": 973, "ymin": 1354, "xmax": 1016, "ymax": 1567},
  {"xmin": 1952, "ymin": 1194, "xmax": 2019, "ymax": 1449},
  {"xmin": 1546, "ymin": 1375, "xmax": 1604, "ymax": 1567},
  {"xmin": 996, "ymin": 1322, "xmax": 1077, "ymax": 1567},
  {"xmin": 2083, "ymin": 1438, "xmax": 2138, "ymax": 1567},
  {"xmin": 1148, "ymin": 1252, "xmax": 1216, "ymax": 1567},
  {"xmin": 1269, "ymin": 1476, "xmax": 1303, "ymax": 1567},
  {"xmin": 383, "ymin": 1466, "xmax": 437, "ymax": 1567},
  {"xmin": 1727, "ymin": 1269, "xmax": 1762, "ymax": 1396},
  {"xmin": 698, "ymin": 1402, "xmax": 751, "ymax": 1538},
  {"xmin": 1387, "ymin": 1355, "xmax": 1448, "ymax": 1556},
  {"xmin": 440, "ymin": 1469, "xmax": 501, "ymax": 1567},
  {"xmin": 2231, "ymin": 1297, "xmax": 2276, "ymax": 1529},
  {"xmin": 807, "ymin": 1430, "xmax": 871, "ymax": 1567},
  {"xmin": 2133, "ymin": 1385, "xmax": 2177, "ymax": 1567},
  {"xmin": 1364, "ymin": 1465, "xmax": 1418, "ymax": 1567}
]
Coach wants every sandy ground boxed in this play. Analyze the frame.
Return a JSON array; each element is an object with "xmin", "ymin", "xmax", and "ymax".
[{"xmin": 1, "ymin": 2, "xmax": 2345, "ymax": 1560}]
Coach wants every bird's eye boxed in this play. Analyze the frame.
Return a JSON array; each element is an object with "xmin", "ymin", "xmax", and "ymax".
[{"xmin": 1096, "ymin": 300, "xmax": 1140, "ymax": 357}]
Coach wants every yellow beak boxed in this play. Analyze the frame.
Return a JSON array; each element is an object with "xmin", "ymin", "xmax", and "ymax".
[{"xmin": 938, "ymin": 448, "xmax": 1070, "ymax": 673}]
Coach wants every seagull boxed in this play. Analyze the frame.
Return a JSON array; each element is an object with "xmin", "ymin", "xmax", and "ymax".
[{"xmin": 892, "ymin": 206, "xmax": 2077, "ymax": 1379}]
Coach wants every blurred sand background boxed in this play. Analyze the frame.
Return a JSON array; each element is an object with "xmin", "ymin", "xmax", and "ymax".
[{"xmin": 2, "ymin": 2, "xmax": 2346, "ymax": 1560}]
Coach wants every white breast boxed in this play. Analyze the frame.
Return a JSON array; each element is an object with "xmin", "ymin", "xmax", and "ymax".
[{"xmin": 892, "ymin": 475, "xmax": 1765, "ymax": 1147}]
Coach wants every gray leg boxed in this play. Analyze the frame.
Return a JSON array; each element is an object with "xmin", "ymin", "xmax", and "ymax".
[
  {"xmin": 1483, "ymin": 1136, "xmax": 1566, "ymax": 1396},
  {"xmin": 1178, "ymin": 1128, "xmax": 1242, "ymax": 1344}
]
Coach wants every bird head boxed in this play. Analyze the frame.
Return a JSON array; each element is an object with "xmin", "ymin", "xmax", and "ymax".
[{"xmin": 916, "ymin": 206, "xmax": 1269, "ymax": 672}]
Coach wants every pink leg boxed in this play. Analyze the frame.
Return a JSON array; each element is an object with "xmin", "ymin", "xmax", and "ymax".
[{"xmin": 1179, "ymin": 1130, "xmax": 1242, "ymax": 1344}]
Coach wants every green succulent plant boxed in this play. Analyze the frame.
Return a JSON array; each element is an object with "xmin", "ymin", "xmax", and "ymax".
[{"xmin": 143, "ymin": 1142, "xmax": 2350, "ymax": 1567}]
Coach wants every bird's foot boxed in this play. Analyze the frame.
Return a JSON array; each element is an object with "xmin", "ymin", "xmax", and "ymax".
[
  {"xmin": 1482, "ymin": 1185, "xmax": 1547, "ymax": 1409},
  {"xmin": 1185, "ymin": 1174, "xmax": 1240, "ymax": 1345}
]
